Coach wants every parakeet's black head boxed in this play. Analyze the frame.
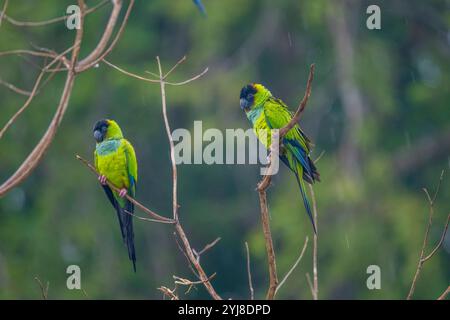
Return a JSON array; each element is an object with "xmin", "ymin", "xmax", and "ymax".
[
  {"xmin": 240, "ymin": 84, "xmax": 257, "ymax": 111},
  {"xmin": 93, "ymin": 119, "xmax": 108, "ymax": 142},
  {"xmin": 93, "ymin": 119, "xmax": 123, "ymax": 143},
  {"xmin": 240, "ymin": 83, "xmax": 272, "ymax": 112}
]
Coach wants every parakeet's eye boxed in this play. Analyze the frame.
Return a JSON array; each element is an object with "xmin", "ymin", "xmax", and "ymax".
[{"xmin": 247, "ymin": 93, "xmax": 254, "ymax": 100}]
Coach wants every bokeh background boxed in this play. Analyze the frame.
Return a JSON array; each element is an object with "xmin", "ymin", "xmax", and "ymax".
[{"xmin": 0, "ymin": 0, "xmax": 449, "ymax": 299}]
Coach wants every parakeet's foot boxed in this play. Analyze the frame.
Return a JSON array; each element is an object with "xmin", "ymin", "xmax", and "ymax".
[
  {"xmin": 98, "ymin": 175, "xmax": 107, "ymax": 185},
  {"xmin": 119, "ymin": 188, "xmax": 127, "ymax": 198}
]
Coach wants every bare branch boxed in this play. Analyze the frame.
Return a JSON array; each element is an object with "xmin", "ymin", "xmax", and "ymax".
[
  {"xmin": 275, "ymin": 237, "xmax": 309, "ymax": 296},
  {"xmin": 103, "ymin": 59, "xmax": 160, "ymax": 83},
  {"xmin": 422, "ymin": 213, "xmax": 449, "ymax": 261},
  {"xmin": 258, "ymin": 186, "xmax": 278, "ymax": 299},
  {"xmin": 174, "ymin": 223, "xmax": 222, "ymax": 299},
  {"xmin": 0, "ymin": 0, "xmax": 8, "ymax": 28},
  {"xmin": 75, "ymin": 0, "xmax": 123, "ymax": 70},
  {"xmin": 0, "ymin": 40, "xmax": 82, "ymax": 197},
  {"xmin": 407, "ymin": 171, "xmax": 449, "ymax": 300},
  {"xmin": 76, "ymin": 155, "xmax": 175, "ymax": 223},
  {"xmin": 156, "ymin": 56, "xmax": 179, "ymax": 220},
  {"xmin": 245, "ymin": 242, "xmax": 255, "ymax": 300},
  {"xmin": 158, "ymin": 286, "xmax": 179, "ymax": 300},
  {"xmin": 165, "ymin": 67, "xmax": 209, "ymax": 86},
  {"xmin": 0, "ymin": 44, "xmax": 74, "ymax": 141},
  {"xmin": 34, "ymin": 277, "xmax": 49, "ymax": 300},
  {"xmin": 194, "ymin": 237, "xmax": 221, "ymax": 261},
  {"xmin": 124, "ymin": 210, "xmax": 174, "ymax": 224},
  {"xmin": 279, "ymin": 64, "xmax": 315, "ymax": 137},
  {"xmin": 76, "ymin": 0, "xmax": 135, "ymax": 72},
  {"xmin": 0, "ymin": 77, "xmax": 32, "ymax": 96},
  {"xmin": 437, "ymin": 286, "xmax": 450, "ymax": 300},
  {"xmin": 163, "ymin": 55, "xmax": 186, "ymax": 79}
]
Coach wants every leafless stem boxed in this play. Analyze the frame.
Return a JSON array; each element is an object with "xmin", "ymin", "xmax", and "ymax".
[
  {"xmin": 245, "ymin": 242, "xmax": 255, "ymax": 300},
  {"xmin": 103, "ymin": 59, "xmax": 160, "ymax": 83},
  {"xmin": 256, "ymin": 64, "xmax": 315, "ymax": 300},
  {"xmin": 158, "ymin": 286, "xmax": 179, "ymax": 300},
  {"xmin": 275, "ymin": 237, "xmax": 309, "ymax": 296},
  {"xmin": 34, "ymin": 277, "xmax": 49, "ymax": 300},
  {"xmin": 156, "ymin": 56, "xmax": 179, "ymax": 221},
  {"xmin": 437, "ymin": 286, "xmax": 450, "ymax": 300},
  {"xmin": 407, "ymin": 171, "xmax": 449, "ymax": 300},
  {"xmin": 0, "ymin": 0, "xmax": 8, "ymax": 28},
  {"xmin": 194, "ymin": 237, "xmax": 221, "ymax": 261}
]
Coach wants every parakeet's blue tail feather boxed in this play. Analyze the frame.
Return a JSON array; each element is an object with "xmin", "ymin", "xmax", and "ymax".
[
  {"xmin": 294, "ymin": 172, "xmax": 317, "ymax": 234},
  {"xmin": 193, "ymin": 0, "xmax": 207, "ymax": 16}
]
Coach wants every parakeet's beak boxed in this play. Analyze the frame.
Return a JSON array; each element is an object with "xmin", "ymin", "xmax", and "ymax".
[
  {"xmin": 94, "ymin": 130, "xmax": 103, "ymax": 142},
  {"xmin": 240, "ymin": 98, "xmax": 250, "ymax": 111}
]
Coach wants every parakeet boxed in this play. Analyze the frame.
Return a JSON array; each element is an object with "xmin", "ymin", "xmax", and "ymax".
[
  {"xmin": 240, "ymin": 84, "xmax": 320, "ymax": 233},
  {"xmin": 93, "ymin": 119, "xmax": 138, "ymax": 271}
]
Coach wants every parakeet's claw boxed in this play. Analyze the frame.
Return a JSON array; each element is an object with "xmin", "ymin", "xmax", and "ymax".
[
  {"xmin": 119, "ymin": 188, "xmax": 128, "ymax": 198},
  {"xmin": 98, "ymin": 175, "xmax": 107, "ymax": 185}
]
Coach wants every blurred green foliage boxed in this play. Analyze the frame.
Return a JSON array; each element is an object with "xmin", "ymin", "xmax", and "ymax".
[{"xmin": 0, "ymin": 0, "xmax": 448, "ymax": 299}]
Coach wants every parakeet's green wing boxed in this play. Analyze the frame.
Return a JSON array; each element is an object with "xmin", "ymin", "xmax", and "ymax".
[
  {"xmin": 263, "ymin": 97, "xmax": 310, "ymax": 151},
  {"xmin": 123, "ymin": 139, "xmax": 138, "ymax": 197}
]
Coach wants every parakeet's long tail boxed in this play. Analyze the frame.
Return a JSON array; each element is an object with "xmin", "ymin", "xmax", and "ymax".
[
  {"xmin": 101, "ymin": 186, "xmax": 137, "ymax": 272},
  {"xmin": 123, "ymin": 200, "xmax": 137, "ymax": 272},
  {"xmin": 294, "ymin": 172, "xmax": 317, "ymax": 234}
]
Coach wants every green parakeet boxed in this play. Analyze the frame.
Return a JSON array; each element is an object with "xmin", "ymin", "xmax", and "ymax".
[
  {"xmin": 240, "ymin": 83, "xmax": 320, "ymax": 233},
  {"xmin": 93, "ymin": 119, "xmax": 138, "ymax": 271}
]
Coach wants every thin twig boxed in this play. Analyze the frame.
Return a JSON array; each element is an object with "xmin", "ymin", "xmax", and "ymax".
[
  {"xmin": 156, "ymin": 56, "xmax": 179, "ymax": 221},
  {"xmin": 158, "ymin": 286, "xmax": 179, "ymax": 300},
  {"xmin": 124, "ymin": 210, "xmax": 175, "ymax": 224},
  {"xmin": 76, "ymin": 155, "xmax": 175, "ymax": 223},
  {"xmin": 306, "ymin": 273, "xmax": 314, "ymax": 297},
  {"xmin": 0, "ymin": 0, "xmax": 9, "ymax": 28},
  {"xmin": 0, "ymin": 77, "xmax": 32, "ymax": 96},
  {"xmin": 275, "ymin": 237, "xmax": 309, "ymax": 296},
  {"xmin": 34, "ymin": 277, "xmax": 49, "ymax": 300},
  {"xmin": 194, "ymin": 237, "xmax": 221, "ymax": 261},
  {"xmin": 103, "ymin": 59, "xmax": 160, "ymax": 83},
  {"xmin": 76, "ymin": 0, "xmax": 135, "ymax": 73},
  {"xmin": 245, "ymin": 242, "xmax": 255, "ymax": 300},
  {"xmin": 437, "ymin": 286, "xmax": 450, "ymax": 300},
  {"xmin": 407, "ymin": 171, "xmax": 448, "ymax": 300}
]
